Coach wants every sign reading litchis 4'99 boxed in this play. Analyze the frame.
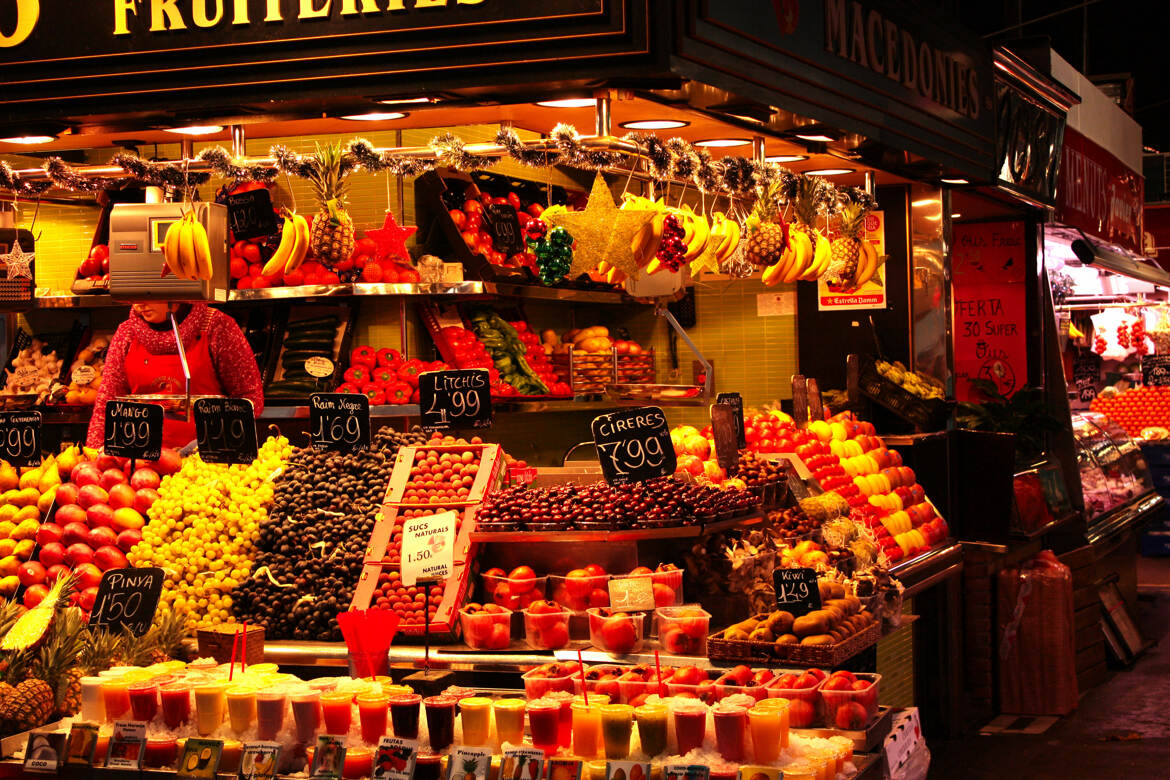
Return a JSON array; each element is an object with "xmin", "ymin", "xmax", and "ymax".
[{"xmin": 591, "ymin": 406, "xmax": 676, "ymax": 486}]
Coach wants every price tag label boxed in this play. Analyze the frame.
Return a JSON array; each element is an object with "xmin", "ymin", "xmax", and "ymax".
[
  {"xmin": 305, "ymin": 356, "xmax": 335, "ymax": 378},
  {"xmin": 772, "ymin": 567, "xmax": 821, "ymax": 617},
  {"xmin": 0, "ymin": 410, "xmax": 41, "ymax": 467},
  {"xmin": 193, "ymin": 397, "xmax": 258, "ymax": 465},
  {"xmin": 419, "ymin": 369, "xmax": 492, "ymax": 431},
  {"xmin": 88, "ymin": 567, "xmax": 165, "ymax": 637},
  {"xmin": 483, "ymin": 203, "xmax": 524, "ymax": 255},
  {"xmin": 226, "ymin": 188, "xmax": 279, "ymax": 241},
  {"xmin": 373, "ymin": 738, "xmax": 418, "ymax": 780},
  {"xmin": 608, "ymin": 577, "xmax": 655, "ymax": 612},
  {"xmin": 1142, "ymin": 355, "xmax": 1170, "ymax": 387},
  {"xmin": 401, "ymin": 511, "xmax": 457, "ymax": 588},
  {"xmin": 23, "ymin": 732, "xmax": 66, "ymax": 774},
  {"xmin": 309, "ymin": 393, "xmax": 371, "ymax": 453},
  {"xmin": 710, "ymin": 404, "xmax": 739, "ymax": 474},
  {"xmin": 590, "ymin": 406, "xmax": 676, "ymax": 486},
  {"xmin": 716, "ymin": 392, "xmax": 746, "ymax": 448},
  {"xmin": 71, "ymin": 364, "xmax": 97, "ymax": 386},
  {"xmin": 13, "ymin": 364, "xmax": 40, "ymax": 385},
  {"xmin": 103, "ymin": 401, "xmax": 163, "ymax": 461}
]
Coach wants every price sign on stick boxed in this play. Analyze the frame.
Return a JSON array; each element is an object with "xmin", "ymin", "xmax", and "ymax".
[
  {"xmin": 1142, "ymin": 355, "xmax": 1170, "ymax": 387},
  {"xmin": 772, "ymin": 567, "xmax": 822, "ymax": 617},
  {"xmin": 419, "ymin": 369, "xmax": 492, "ymax": 432},
  {"xmin": 194, "ymin": 398, "xmax": 258, "ymax": 465},
  {"xmin": 710, "ymin": 404, "xmax": 739, "ymax": 474},
  {"xmin": 226, "ymin": 188, "xmax": 279, "ymax": 241},
  {"xmin": 591, "ymin": 406, "xmax": 676, "ymax": 486},
  {"xmin": 716, "ymin": 392, "xmax": 746, "ymax": 448},
  {"xmin": 309, "ymin": 393, "xmax": 371, "ymax": 453},
  {"xmin": 88, "ymin": 567, "xmax": 165, "ymax": 637},
  {"xmin": 0, "ymin": 410, "xmax": 42, "ymax": 467},
  {"xmin": 401, "ymin": 511, "xmax": 457, "ymax": 587},
  {"xmin": 483, "ymin": 203, "xmax": 524, "ymax": 255},
  {"xmin": 103, "ymin": 401, "xmax": 163, "ymax": 460}
]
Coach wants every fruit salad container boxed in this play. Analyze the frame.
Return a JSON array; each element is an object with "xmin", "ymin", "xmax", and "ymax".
[
  {"xmin": 523, "ymin": 605, "xmax": 572, "ymax": 650},
  {"xmin": 820, "ymin": 672, "xmax": 881, "ymax": 729},
  {"xmin": 579, "ymin": 664, "xmax": 668, "ymax": 703},
  {"xmin": 763, "ymin": 671, "xmax": 827, "ymax": 727},
  {"xmin": 548, "ymin": 573, "xmax": 611, "ymax": 613},
  {"xmin": 481, "ymin": 573, "xmax": 547, "ymax": 610},
  {"xmin": 609, "ymin": 568, "xmax": 684, "ymax": 607},
  {"xmin": 521, "ymin": 662, "xmax": 581, "ymax": 700},
  {"xmin": 655, "ymin": 606, "xmax": 711, "ymax": 656},
  {"xmin": 712, "ymin": 668, "xmax": 773, "ymax": 703},
  {"xmin": 586, "ymin": 608, "xmax": 646, "ymax": 655},
  {"xmin": 458, "ymin": 606, "xmax": 512, "ymax": 650}
]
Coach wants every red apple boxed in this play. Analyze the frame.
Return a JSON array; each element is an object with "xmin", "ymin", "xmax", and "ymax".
[
  {"xmin": 116, "ymin": 529, "xmax": 142, "ymax": 553},
  {"xmin": 112, "ymin": 507, "xmax": 145, "ymax": 532},
  {"xmin": 38, "ymin": 542, "xmax": 67, "ymax": 568},
  {"xmin": 55, "ymin": 483, "xmax": 80, "ymax": 507},
  {"xmin": 94, "ymin": 545, "xmax": 129, "ymax": 571},
  {"xmin": 35, "ymin": 523, "xmax": 64, "ymax": 546},
  {"xmin": 74, "ymin": 563, "xmax": 103, "ymax": 590},
  {"xmin": 86, "ymin": 503, "xmax": 116, "ymax": 529},
  {"xmin": 100, "ymin": 468, "xmax": 127, "ymax": 490},
  {"xmin": 130, "ymin": 468, "xmax": 161, "ymax": 491},
  {"xmin": 95, "ymin": 455, "xmax": 121, "ymax": 472},
  {"xmin": 70, "ymin": 463, "xmax": 101, "ymax": 487},
  {"xmin": 65, "ymin": 542, "xmax": 95, "ymax": 567},
  {"xmin": 88, "ymin": 526, "xmax": 118, "ymax": 550},
  {"xmin": 107, "ymin": 483, "xmax": 136, "ymax": 510},
  {"xmin": 133, "ymin": 488, "xmax": 160, "ymax": 515},
  {"xmin": 78, "ymin": 484, "xmax": 109, "ymax": 510},
  {"xmin": 62, "ymin": 522, "xmax": 91, "ymax": 547}
]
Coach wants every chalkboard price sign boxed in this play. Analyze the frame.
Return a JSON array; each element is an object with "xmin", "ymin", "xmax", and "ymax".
[
  {"xmin": 772, "ymin": 567, "xmax": 822, "ymax": 617},
  {"xmin": 419, "ymin": 369, "xmax": 492, "ymax": 431},
  {"xmin": 226, "ymin": 188, "xmax": 279, "ymax": 241},
  {"xmin": 710, "ymin": 404, "xmax": 739, "ymax": 474},
  {"xmin": 1142, "ymin": 355, "xmax": 1170, "ymax": 387},
  {"xmin": 103, "ymin": 401, "xmax": 164, "ymax": 461},
  {"xmin": 716, "ymin": 392, "xmax": 746, "ymax": 449},
  {"xmin": 309, "ymin": 393, "xmax": 371, "ymax": 453},
  {"xmin": 0, "ymin": 410, "xmax": 42, "ymax": 467},
  {"xmin": 483, "ymin": 203, "xmax": 524, "ymax": 255},
  {"xmin": 193, "ymin": 398, "xmax": 258, "ymax": 465},
  {"xmin": 88, "ymin": 567, "xmax": 166, "ymax": 637},
  {"xmin": 1073, "ymin": 351, "xmax": 1101, "ymax": 402},
  {"xmin": 591, "ymin": 406, "xmax": 676, "ymax": 486}
]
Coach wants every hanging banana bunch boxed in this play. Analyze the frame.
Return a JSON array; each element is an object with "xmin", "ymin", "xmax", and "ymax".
[
  {"xmin": 261, "ymin": 209, "xmax": 310, "ymax": 277},
  {"xmin": 162, "ymin": 204, "xmax": 215, "ymax": 281}
]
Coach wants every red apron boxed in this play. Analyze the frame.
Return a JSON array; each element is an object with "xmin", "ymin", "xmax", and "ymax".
[{"xmin": 123, "ymin": 329, "xmax": 224, "ymax": 449}]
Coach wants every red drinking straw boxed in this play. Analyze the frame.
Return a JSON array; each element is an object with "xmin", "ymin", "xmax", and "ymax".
[
  {"xmin": 241, "ymin": 621, "xmax": 248, "ymax": 673},
  {"xmin": 654, "ymin": 650, "xmax": 665, "ymax": 698},
  {"xmin": 577, "ymin": 649, "xmax": 588, "ymax": 705},
  {"xmin": 229, "ymin": 625, "xmax": 241, "ymax": 682}
]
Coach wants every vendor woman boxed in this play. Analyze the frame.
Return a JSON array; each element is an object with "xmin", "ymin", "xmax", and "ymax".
[{"xmin": 86, "ymin": 302, "xmax": 264, "ymax": 450}]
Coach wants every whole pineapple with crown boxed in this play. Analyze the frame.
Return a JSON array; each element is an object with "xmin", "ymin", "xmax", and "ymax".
[
  {"xmin": 34, "ymin": 609, "xmax": 87, "ymax": 720},
  {"xmin": 149, "ymin": 609, "xmax": 189, "ymax": 663},
  {"xmin": 745, "ymin": 179, "xmax": 787, "ymax": 268},
  {"xmin": 78, "ymin": 627, "xmax": 124, "ymax": 676},
  {"xmin": 826, "ymin": 202, "xmax": 865, "ymax": 287},
  {"xmin": 0, "ymin": 576, "xmax": 78, "ymax": 732},
  {"xmin": 307, "ymin": 143, "xmax": 355, "ymax": 266}
]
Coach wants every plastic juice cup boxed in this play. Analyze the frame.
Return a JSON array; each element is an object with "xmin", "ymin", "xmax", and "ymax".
[
  {"xmin": 93, "ymin": 735, "xmax": 109, "ymax": 765},
  {"xmin": 308, "ymin": 678, "xmax": 339, "ymax": 693},
  {"xmin": 320, "ymin": 690, "xmax": 354, "ymax": 735},
  {"xmin": 781, "ymin": 764, "xmax": 816, "ymax": 780},
  {"xmin": 128, "ymin": 680, "xmax": 160, "ymax": 722},
  {"xmin": 546, "ymin": 691, "xmax": 575, "ymax": 748},
  {"xmin": 256, "ymin": 691, "xmax": 287, "ymax": 741},
  {"xmin": 226, "ymin": 686, "xmax": 258, "ymax": 734},
  {"xmin": 587, "ymin": 761, "xmax": 608, "ymax": 780},
  {"xmin": 713, "ymin": 704, "xmax": 748, "ymax": 763},
  {"xmin": 101, "ymin": 679, "xmax": 131, "ymax": 721},
  {"xmin": 344, "ymin": 747, "xmax": 373, "ymax": 779},
  {"xmin": 673, "ymin": 705, "xmax": 707, "ymax": 756},
  {"xmin": 493, "ymin": 698, "xmax": 526, "ymax": 748},
  {"xmin": 634, "ymin": 704, "xmax": 668, "ymax": 758},
  {"xmin": 220, "ymin": 740, "xmax": 242, "ymax": 774},
  {"xmin": 390, "ymin": 694, "xmax": 422, "ymax": 739},
  {"xmin": 458, "ymin": 697, "xmax": 492, "ymax": 746},
  {"xmin": 248, "ymin": 663, "xmax": 279, "ymax": 675},
  {"xmin": 571, "ymin": 702, "xmax": 602, "ymax": 759},
  {"xmin": 290, "ymin": 690, "xmax": 322, "ymax": 744},
  {"xmin": 382, "ymin": 683, "xmax": 414, "ymax": 698},
  {"xmin": 424, "ymin": 696, "xmax": 457, "ymax": 752},
  {"xmin": 754, "ymin": 697, "xmax": 790, "ymax": 748},
  {"xmin": 527, "ymin": 700, "xmax": 561, "ymax": 754},
  {"xmin": 828, "ymin": 735, "xmax": 853, "ymax": 769},
  {"xmin": 143, "ymin": 737, "xmax": 177, "ymax": 769},
  {"xmin": 599, "ymin": 704, "xmax": 633, "ymax": 760},
  {"xmin": 159, "ymin": 683, "xmax": 192, "ymax": 729},
  {"xmin": 415, "ymin": 752, "xmax": 441, "ymax": 780},
  {"xmin": 80, "ymin": 676, "xmax": 104, "ymax": 723},
  {"xmin": 194, "ymin": 683, "xmax": 228, "ymax": 736},
  {"xmin": 748, "ymin": 706, "xmax": 782, "ymax": 764},
  {"xmin": 357, "ymin": 692, "xmax": 390, "ymax": 744}
]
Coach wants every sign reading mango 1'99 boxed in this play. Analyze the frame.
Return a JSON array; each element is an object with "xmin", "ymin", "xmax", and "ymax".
[{"xmin": 591, "ymin": 406, "xmax": 676, "ymax": 486}]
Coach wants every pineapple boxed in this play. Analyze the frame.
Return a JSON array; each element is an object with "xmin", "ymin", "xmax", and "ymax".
[
  {"xmin": 745, "ymin": 179, "xmax": 787, "ymax": 268},
  {"xmin": 306, "ymin": 143, "xmax": 355, "ymax": 265},
  {"xmin": 461, "ymin": 756, "xmax": 480, "ymax": 780},
  {"xmin": 78, "ymin": 627, "xmax": 124, "ymax": 676},
  {"xmin": 118, "ymin": 627, "xmax": 159, "ymax": 669},
  {"xmin": 0, "ymin": 650, "xmax": 53, "ymax": 732},
  {"xmin": 0, "ymin": 574, "xmax": 75, "ymax": 652},
  {"xmin": 150, "ymin": 609, "xmax": 190, "ymax": 663},
  {"xmin": 827, "ymin": 203, "xmax": 865, "ymax": 286},
  {"xmin": 33, "ymin": 609, "xmax": 86, "ymax": 719}
]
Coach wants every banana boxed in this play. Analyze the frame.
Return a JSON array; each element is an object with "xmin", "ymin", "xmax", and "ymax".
[
  {"xmin": 683, "ymin": 213, "xmax": 710, "ymax": 261},
  {"xmin": 716, "ymin": 219, "xmax": 741, "ymax": 264},
  {"xmin": 176, "ymin": 213, "xmax": 198, "ymax": 281},
  {"xmin": 853, "ymin": 240, "xmax": 878, "ymax": 288},
  {"xmin": 809, "ymin": 231, "xmax": 831, "ymax": 278},
  {"xmin": 645, "ymin": 257, "xmax": 664, "ymax": 275},
  {"xmin": 162, "ymin": 214, "xmax": 184, "ymax": 278},
  {"xmin": 761, "ymin": 256, "xmax": 786, "ymax": 286},
  {"xmin": 262, "ymin": 213, "xmax": 297, "ymax": 277},
  {"xmin": 782, "ymin": 230, "xmax": 811, "ymax": 283},
  {"xmin": 284, "ymin": 213, "xmax": 310, "ymax": 273},
  {"xmin": 772, "ymin": 244, "xmax": 796, "ymax": 283},
  {"xmin": 190, "ymin": 208, "xmax": 213, "ymax": 281}
]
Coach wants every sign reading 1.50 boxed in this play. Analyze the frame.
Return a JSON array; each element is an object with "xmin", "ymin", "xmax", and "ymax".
[{"xmin": 590, "ymin": 406, "xmax": 676, "ymax": 486}]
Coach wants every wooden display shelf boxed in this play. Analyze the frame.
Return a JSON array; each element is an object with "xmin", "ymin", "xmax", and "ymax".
[{"xmin": 470, "ymin": 510, "xmax": 764, "ymax": 543}]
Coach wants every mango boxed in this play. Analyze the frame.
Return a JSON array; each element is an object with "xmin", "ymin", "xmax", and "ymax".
[
  {"xmin": 13, "ymin": 539, "xmax": 35, "ymax": 561},
  {"xmin": 0, "ymin": 555, "xmax": 18, "ymax": 577}
]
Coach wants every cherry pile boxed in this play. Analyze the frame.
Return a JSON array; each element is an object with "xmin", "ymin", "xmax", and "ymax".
[
  {"xmin": 735, "ymin": 451, "xmax": 789, "ymax": 488},
  {"xmin": 231, "ymin": 425, "xmax": 427, "ymax": 640},
  {"xmin": 476, "ymin": 477, "xmax": 759, "ymax": 531}
]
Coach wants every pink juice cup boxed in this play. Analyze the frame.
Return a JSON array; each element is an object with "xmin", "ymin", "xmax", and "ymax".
[
  {"xmin": 527, "ymin": 700, "xmax": 561, "ymax": 754},
  {"xmin": 291, "ymin": 690, "xmax": 322, "ymax": 744},
  {"xmin": 159, "ymin": 683, "xmax": 192, "ymax": 729},
  {"xmin": 712, "ymin": 704, "xmax": 748, "ymax": 763},
  {"xmin": 674, "ymin": 704, "xmax": 707, "ymax": 756},
  {"xmin": 389, "ymin": 694, "xmax": 422, "ymax": 739},
  {"xmin": 128, "ymin": 681, "xmax": 160, "ymax": 722},
  {"xmin": 256, "ymin": 692, "xmax": 287, "ymax": 741}
]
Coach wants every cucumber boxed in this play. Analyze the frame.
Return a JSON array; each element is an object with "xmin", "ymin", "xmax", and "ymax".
[
  {"xmin": 282, "ymin": 339, "xmax": 336, "ymax": 353},
  {"xmin": 286, "ymin": 316, "xmax": 340, "ymax": 331},
  {"xmin": 282, "ymin": 349, "xmax": 333, "ymax": 363}
]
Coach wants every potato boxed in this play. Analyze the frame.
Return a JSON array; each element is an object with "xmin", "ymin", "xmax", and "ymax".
[
  {"xmin": 735, "ymin": 618, "xmax": 760, "ymax": 633},
  {"xmin": 843, "ymin": 596, "xmax": 862, "ymax": 614},
  {"xmin": 800, "ymin": 634, "xmax": 834, "ymax": 645},
  {"xmin": 774, "ymin": 633, "xmax": 798, "ymax": 646}
]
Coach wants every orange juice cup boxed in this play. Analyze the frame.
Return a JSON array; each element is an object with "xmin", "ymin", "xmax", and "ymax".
[
  {"xmin": 357, "ymin": 692, "xmax": 390, "ymax": 744},
  {"xmin": 101, "ymin": 679, "xmax": 131, "ymax": 721},
  {"xmin": 320, "ymin": 691, "xmax": 354, "ymax": 735}
]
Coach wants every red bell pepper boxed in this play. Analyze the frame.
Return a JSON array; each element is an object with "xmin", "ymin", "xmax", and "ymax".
[
  {"xmin": 371, "ymin": 366, "xmax": 397, "ymax": 385},
  {"xmin": 350, "ymin": 346, "xmax": 377, "ymax": 368},
  {"xmin": 336, "ymin": 382, "xmax": 362, "ymax": 394},
  {"xmin": 385, "ymin": 382, "xmax": 412, "ymax": 404},
  {"xmin": 398, "ymin": 359, "xmax": 424, "ymax": 387},
  {"xmin": 376, "ymin": 348, "xmax": 403, "ymax": 368},
  {"xmin": 343, "ymin": 366, "xmax": 371, "ymax": 385},
  {"xmin": 364, "ymin": 386, "xmax": 386, "ymax": 405}
]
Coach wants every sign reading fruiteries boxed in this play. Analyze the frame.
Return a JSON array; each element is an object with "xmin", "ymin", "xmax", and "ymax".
[{"xmin": 401, "ymin": 511, "xmax": 457, "ymax": 587}]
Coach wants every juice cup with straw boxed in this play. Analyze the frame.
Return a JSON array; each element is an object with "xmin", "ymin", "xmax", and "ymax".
[
  {"xmin": 390, "ymin": 694, "xmax": 422, "ymax": 739},
  {"xmin": 571, "ymin": 701, "xmax": 603, "ymax": 760},
  {"xmin": 634, "ymin": 704, "xmax": 667, "ymax": 758},
  {"xmin": 227, "ymin": 686, "xmax": 257, "ymax": 734},
  {"xmin": 357, "ymin": 691, "xmax": 390, "ymax": 744},
  {"xmin": 424, "ymin": 696, "xmax": 457, "ymax": 752},
  {"xmin": 290, "ymin": 690, "xmax": 322, "ymax": 744},
  {"xmin": 599, "ymin": 704, "xmax": 634, "ymax": 760},
  {"xmin": 256, "ymin": 692, "xmax": 286, "ymax": 741},
  {"xmin": 748, "ymin": 705, "xmax": 782, "ymax": 764},
  {"xmin": 673, "ymin": 699, "xmax": 707, "ymax": 756},
  {"xmin": 128, "ymin": 681, "xmax": 159, "ymax": 722},
  {"xmin": 527, "ymin": 700, "xmax": 561, "ymax": 755},
  {"xmin": 712, "ymin": 703, "xmax": 747, "ymax": 763},
  {"xmin": 159, "ymin": 683, "xmax": 192, "ymax": 729},
  {"xmin": 194, "ymin": 683, "xmax": 228, "ymax": 736},
  {"xmin": 458, "ymin": 697, "xmax": 492, "ymax": 746},
  {"xmin": 493, "ymin": 699, "xmax": 526, "ymax": 748},
  {"xmin": 102, "ymin": 678, "xmax": 131, "ymax": 721},
  {"xmin": 321, "ymin": 690, "xmax": 354, "ymax": 735}
]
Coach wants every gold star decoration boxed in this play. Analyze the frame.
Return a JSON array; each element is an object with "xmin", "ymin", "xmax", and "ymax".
[
  {"xmin": 543, "ymin": 173, "xmax": 657, "ymax": 278},
  {"xmin": 0, "ymin": 239, "xmax": 33, "ymax": 280}
]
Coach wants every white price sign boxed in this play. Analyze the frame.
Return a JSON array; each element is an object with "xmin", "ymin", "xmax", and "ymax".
[{"xmin": 401, "ymin": 510, "xmax": 457, "ymax": 587}]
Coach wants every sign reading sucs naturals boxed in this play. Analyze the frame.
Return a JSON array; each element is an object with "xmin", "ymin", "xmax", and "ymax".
[
  {"xmin": 401, "ymin": 510, "xmax": 456, "ymax": 587},
  {"xmin": 952, "ymin": 221, "xmax": 1027, "ymax": 402}
]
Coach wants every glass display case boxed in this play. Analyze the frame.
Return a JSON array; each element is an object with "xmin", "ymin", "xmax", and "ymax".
[{"xmin": 1071, "ymin": 412, "xmax": 1159, "ymax": 529}]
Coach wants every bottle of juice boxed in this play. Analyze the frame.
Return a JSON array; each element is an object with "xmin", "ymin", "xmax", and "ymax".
[
  {"xmin": 290, "ymin": 690, "xmax": 322, "ymax": 744},
  {"xmin": 226, "ymin": 687, "xmax": 258, "ymax": 734},
  {"xmin": 127, "ymin": 681, "xmax": 159, "ymax": 723},
  {"xmin": 389, "ymin": 694, "xmax": 422, "ymax": 739},
  {"xmin": 748, "ymin": 705, "xmax": 782, "ymax": 763},
  {"xmin": 193, "ymin": 683, "xmax": 228, "ymax": 736},
  {"xmin": 571, "ymin": 701, "xmax": 602, "ymax": 759},
  {"xmin": 712, "ymin": 703, "xmax": 747, "ymax": 763},
  {"xmin": 672, "ymin": 700, "xmax": 708, "ymax": 756},
  {"xmin": 159, "ymin": 683, "xmax": 192, "ymax": 729},
  {"xmin": 527, "ymin": 700, "xmax": 561, "ymax": 755},
  {"xmin": 424, "ymin": 696, "xmax": 457, "ymax": 752},
  {"xmin": 357, "ymin": 692, "xmax": 390, "ymax": 744},
  {"xmin": 599, "ymin": 704, "xmax": 634, "ymax": 760},
  {"xmin": 256, "ymin": 692, "xmax": 287, "ymax": 741}
]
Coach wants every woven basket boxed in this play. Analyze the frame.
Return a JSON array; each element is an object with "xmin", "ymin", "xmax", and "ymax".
[
  {"xmin": 196, "ymin": 624, "xmax": 265, "ymax": 666},
  {"xmin": 708, "ymin": 619, "xmax": 880, "ymax": 667}
]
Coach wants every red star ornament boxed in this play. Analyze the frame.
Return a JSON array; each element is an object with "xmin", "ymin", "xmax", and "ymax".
[{"xmin": 365, "ymin": 209, "xmax": 417, "ymax": 263}]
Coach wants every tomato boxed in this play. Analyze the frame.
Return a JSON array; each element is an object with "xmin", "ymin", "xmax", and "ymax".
[{"xmin": 508, "ymin": 565, "xmax": 536, "ymax": 593}]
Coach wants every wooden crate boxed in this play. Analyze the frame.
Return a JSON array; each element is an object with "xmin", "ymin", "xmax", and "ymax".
[
  {"xmin": 708, "ymin": 619, "xmax": 880, "ymax": 667},
  {"xmin": 383, "ymin": 443, "xmax": 506, "ymax": 508}
]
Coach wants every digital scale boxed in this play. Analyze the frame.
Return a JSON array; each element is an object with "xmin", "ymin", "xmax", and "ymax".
[{"xmin": 108, "ymin": 202, "xmax": 229, "ymax": 301}]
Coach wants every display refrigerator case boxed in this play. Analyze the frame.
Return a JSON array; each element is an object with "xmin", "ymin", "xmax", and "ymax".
[{"xmin": 1071, "ymin": 412, "xmax": 1163, "ymax": 544}]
